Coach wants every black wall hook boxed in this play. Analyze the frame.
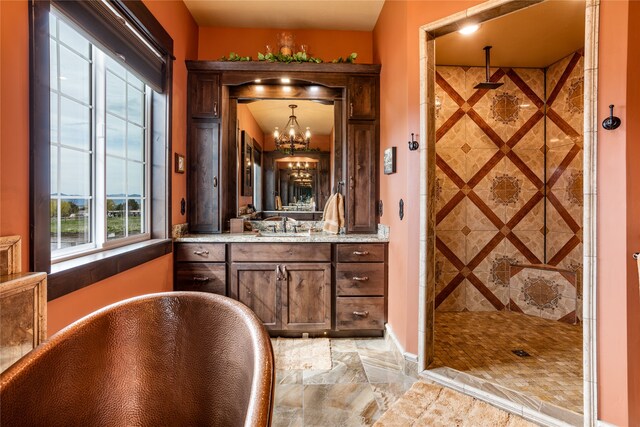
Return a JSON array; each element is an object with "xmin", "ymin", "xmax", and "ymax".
[
  {"xmin": 408, "ymin": 133, "xmax": 419, "ymax": 151},
  {"xmin": 602, "ymin": 104, "xmax": 621, "ymax": 130}
]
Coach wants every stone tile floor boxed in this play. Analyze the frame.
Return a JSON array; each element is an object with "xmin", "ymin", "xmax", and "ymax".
[
  {"xmin": 432, "ymin": 311, "xmax": 583, "ymax": 414},
  {"xmin": 272, "ymin": 338, "xmax": 416, "ymax": 427}
]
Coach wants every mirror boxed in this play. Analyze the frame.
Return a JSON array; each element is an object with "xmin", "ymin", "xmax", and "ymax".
[{"xmin": 236, "ymin": 97, "xmax": 334, "ymax": 220}]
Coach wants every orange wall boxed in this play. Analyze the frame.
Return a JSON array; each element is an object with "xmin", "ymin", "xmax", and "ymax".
[
  {"xmin": 0, "ymin": 0, "xmax": 197, "ymax": 334},
  {"xmin": 0, "ymin": 0, "xmax": 30, "ymax": 273},
  {"xmin": 598, "ymin": 0, "xmax": 640, "ymax": 424},
  {"xmin": 47, "ymin": 253, "xmax": 173, "ymax": 335},
  {"xmin": 198, "ymin": 27, "xmax": 372, "ymax": 63}
]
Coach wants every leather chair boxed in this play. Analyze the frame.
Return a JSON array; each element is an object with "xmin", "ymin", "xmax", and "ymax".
[{"xmin": 0, "ymin": 292, "xmax": 274, "ymax": 426}]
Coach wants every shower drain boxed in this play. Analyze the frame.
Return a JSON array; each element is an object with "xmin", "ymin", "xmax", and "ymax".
[{"xmin": 512, "ymin": 349, "xmax": 531, "ymax": 358}]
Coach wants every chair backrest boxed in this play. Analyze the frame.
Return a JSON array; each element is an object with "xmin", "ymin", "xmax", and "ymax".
[{"xmin": 0, "ymin": 292, "xmax": 274, "ymax": 427}]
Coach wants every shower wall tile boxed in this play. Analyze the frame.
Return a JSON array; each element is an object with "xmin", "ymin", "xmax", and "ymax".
[
  {"xmin": 435, "ymin": 55, "xmax": 583, "ymax": 315},
  {"xmin": 545, "ymin": 50, "xmax": 584, "ymax": 308},
  {"xmin": 435, "ymin": 65, "xmax": 545, "ymax": 312}
]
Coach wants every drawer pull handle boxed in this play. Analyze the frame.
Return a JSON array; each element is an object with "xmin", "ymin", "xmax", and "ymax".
[
  {"xmin": 352, "ymin": 276, "xmax": 369, "ymax": 281},
  {"xmin": 352, "ymin": 251, "xmax": 369, "ymax": 256},
  {"xmin": 193, "ymin": 276, "xmax": 210, "ymax": 282},
  {"xmin": 353, "ymin": 311, "xmax": 369, "ymax": 317},
  {"xmin": 213, "ymin": 101, "xmax": 218, "ymax": 116},
  {"xmin": 193, "ymin": 250, "xmax": 209, "ymax": 256},
  {"xmin": 349, "ymin": 102, "xmax": 354, "ymax": 118}
]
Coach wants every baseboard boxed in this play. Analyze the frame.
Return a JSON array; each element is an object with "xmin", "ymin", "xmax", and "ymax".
[{"xmin": 384, "ymin": 323, "xmax": 419, "ymax": 377}]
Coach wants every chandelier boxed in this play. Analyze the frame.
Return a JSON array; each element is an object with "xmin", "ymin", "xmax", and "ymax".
[
  {"xmin": 273, "ymin": 104, "xmax": 311, "ymax": 155},
  {"xmin": 288, "ymin": 161, "xmax": 311, "ymax": 177}
]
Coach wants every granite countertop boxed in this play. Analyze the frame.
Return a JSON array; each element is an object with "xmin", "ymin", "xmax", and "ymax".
[{"xmin": 175, "ymin": 231, "xmax": 388, "ymax": 243}]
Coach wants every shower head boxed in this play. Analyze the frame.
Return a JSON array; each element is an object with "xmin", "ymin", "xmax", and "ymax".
[
  {"xmin": 474, "ymin": 81, "xmax": 504, "ymax": 90},
  {"xmin": 474, "ymin": 46, "xmax": 503, "ymax": 90}
]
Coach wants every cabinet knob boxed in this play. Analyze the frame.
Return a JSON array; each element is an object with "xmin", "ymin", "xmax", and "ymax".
[
  {"xmin": 353, "ymin": 311, "xmax": 369, "ymax": 317},
  {"xmin": 193, "ymin": 250, "xmax": 209, "ymax": 256},
  {"xmin": 352, "ymin": 251, "xmax": 369, "ymax": 256},
  {"xmin": 192, "ymin": 276, "xmax": 210, "ymax": 282},
  {"xmin": 352, "ymin": 276, "xmax": 369, "ymax": 281}
]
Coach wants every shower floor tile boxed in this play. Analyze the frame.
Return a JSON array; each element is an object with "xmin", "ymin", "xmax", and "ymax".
[{"xmin": 432, "ymin": 311, "xmax": 583, "ymax": 413}]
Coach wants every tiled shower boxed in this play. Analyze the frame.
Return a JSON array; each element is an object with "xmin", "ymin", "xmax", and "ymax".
[{"xmin": 434, "ymin": 50, "xmax": 584, "ymax": 322}]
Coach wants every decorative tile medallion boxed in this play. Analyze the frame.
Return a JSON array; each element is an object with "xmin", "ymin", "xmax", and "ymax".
[
  {"xmin": 490, "ymin": 256, "xmax": 518, "ymax": 287},
  {"xmin": 565, "ymin": 77, "xmax": 584, "ymax": 114},
  {"xmin": 523, "ymin": 276, "xmax": 561, "ymax": 310},
  {"xmin": 566, "ymin": 171, "xmax": 583, "ymax": 207},
  {"xmin": 491, "ymin": 92, "xmax": 520, "ymax": 124},
  {"xmin": 490, "ymin": 174, "xmax": 521, "ymax": 206}
]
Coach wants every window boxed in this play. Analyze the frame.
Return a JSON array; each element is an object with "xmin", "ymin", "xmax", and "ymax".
[
  {"xmin": 30, "ymin": 0, "xmax": 174, "ymax": 297},
  {"xmin": 49, "ymin": 11, "xmax": 150, "ymax": 260}
]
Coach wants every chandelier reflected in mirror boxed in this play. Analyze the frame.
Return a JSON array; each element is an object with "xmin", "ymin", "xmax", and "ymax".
[{"xmin": 274, "ymin": 104, "xmax": 311, "ymax": 155}]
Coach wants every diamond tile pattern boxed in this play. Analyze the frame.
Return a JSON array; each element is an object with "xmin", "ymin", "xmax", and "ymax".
[{"xmin": 434, "ymin": 51, "xmax": 584, "ymax": 314}]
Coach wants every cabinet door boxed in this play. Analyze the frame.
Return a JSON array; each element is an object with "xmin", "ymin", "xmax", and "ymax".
[
  {"xmin": 347, "ymin": 122, "xmax": 377, "ymax": 233},
  {"xmin": 190, "ymin": 73, "xmax": 220, "ymax": 118},
  {"xmin": 348, "ymin": 76, "xmax": 377, "ymax": 120},
  {"xmin": 188, "ymin": 121, "xmax": 220, "ymax": 233},
  {"xmin": 281, "ymin": 263, "xmax": 331, "ymax": 331},
  {"xmin": 230, "ymin": 263, "xmax": 281, "ymax": 330}
]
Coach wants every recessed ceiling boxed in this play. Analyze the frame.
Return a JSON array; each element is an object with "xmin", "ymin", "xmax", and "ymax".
[
  {"xmin": 435, "ymin": 0, "xmax": 585, "ymax": 68},
  {"xmin": 245, "ymin": 99, "xmax": 334, "ymax": 136},
  {"xmin": 183, "ymin": 0, "xmax": 385, "ymax": 31}
]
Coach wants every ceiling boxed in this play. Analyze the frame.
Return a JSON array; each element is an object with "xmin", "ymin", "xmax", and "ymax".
[
  {"xmin": 244, "ymin": 99, "xmax": 334, "ymax": 136},
  {"xmin": 183, "ymin": 0, "xmax": 385, "ymax": 31},
  {"xmin": 435, "ymin": 0, "xmax": 585, "ymax": 68}
]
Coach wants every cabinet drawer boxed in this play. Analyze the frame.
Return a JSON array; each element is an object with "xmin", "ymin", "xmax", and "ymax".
[
  {"xmin": 176, "ymin": 263, "xmax": 226, "ymax": 295},
  {"xmin": 176, "ymin": 243, "xmax": 225, "ymax": 262},
  {"xmin": 336, "ymin": 263, "xmax": 384, "ymax": 296},
  {"xmin": 336, "ymin": 244, "xmax": 385, "ymax": 262},
  {"xmin": 336, "ymin": 297, "xmax": 384, "ymax": 330},
  {"xmin": 231, "ymin": 243, "xmax": 331, "ymax": 262}
]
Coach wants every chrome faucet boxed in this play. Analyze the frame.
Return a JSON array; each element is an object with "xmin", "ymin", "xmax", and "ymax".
[{"xmin": 281, "ymin": 217, "xmax": 287, "ymax": 233}]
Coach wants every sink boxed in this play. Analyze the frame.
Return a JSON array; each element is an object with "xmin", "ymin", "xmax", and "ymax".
[{"xmin": 254, "ymin": 230, "xmax": 312, "ymax": 237}]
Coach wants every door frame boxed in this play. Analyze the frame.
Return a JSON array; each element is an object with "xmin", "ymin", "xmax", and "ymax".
[{"xmin": 416, "ymin": 1, "xmax": 599, "ymax": 425}]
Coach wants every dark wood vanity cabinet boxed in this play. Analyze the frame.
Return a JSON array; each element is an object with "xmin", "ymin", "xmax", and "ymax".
[
  {"xmin": 174, "ymin": 243, "xmax": 226, "ymax": 295},
  {"xmin": 175, "ymin": 241, "xmax": 387, "ymax": 335},
  {"xmin": 347, "ymin": 76, "xmax": 377, "ymax": 120},
  {"xmin": 335, "ymin": 243, "xmax": 387, "ymax": 331},
  {"xmin": 346, "ymin": 122, "xmax": 378, "ymax": 233},
  {"xmin": 189, "ymin": 72, "xmax": 220, "ymax": 118},
  {"xmin": 188, "ymin": 122, "xmax": 221, "ymax": 233},
  {"xmin": 230, "ymin": 243, "xmax": 332, "ymax": 332},
  {"xmin": 187, "ymin": 71, "xmax": 223, "ymax": 233}
]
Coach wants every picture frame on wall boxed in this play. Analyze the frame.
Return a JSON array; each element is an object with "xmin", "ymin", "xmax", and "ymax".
[
  {"xmin": 175, "ymin": 153, "xmax": 185, "ymax": 174},
  {"xmin": 384, "ymin": 147, "xmax": 396, "ymax": 175}
]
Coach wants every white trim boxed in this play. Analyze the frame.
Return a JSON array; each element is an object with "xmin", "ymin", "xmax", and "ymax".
[{"xmin": 385, "ymin": 323, "xmax": 418, "ymax": 362}]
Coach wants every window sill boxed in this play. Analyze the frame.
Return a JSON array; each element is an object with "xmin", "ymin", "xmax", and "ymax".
[{"xmin": 48, "ymin": 239, "xmax": 172, "ymax": 301}]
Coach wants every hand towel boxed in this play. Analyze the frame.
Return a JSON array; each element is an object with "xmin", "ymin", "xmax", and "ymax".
[
  {"xmin": 275, "ymin": 195, "xmax": 282, "ymax": 210},
  {"xmin": 322, "ymin": 193, "xmax": 344, "ymax": 234}
]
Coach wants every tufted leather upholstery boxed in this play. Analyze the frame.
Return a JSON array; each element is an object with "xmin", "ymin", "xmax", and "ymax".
[{"xmin": 0, "ymin": 292, "xmax": 274, "ymax": 427}]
